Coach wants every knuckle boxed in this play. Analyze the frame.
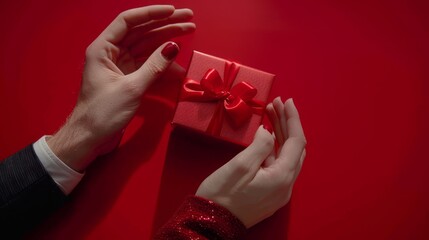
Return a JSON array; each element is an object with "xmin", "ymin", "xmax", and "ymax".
[
  {"xmin": 117, "ymin": 11, "xmax": 128, "ymax": 21},
  {"xmin": 145, "ymin": 60, "xmax": 165, "ymax": 78},
  {"xmin": 235, "ymin": 163, "xmax": 251, "ymax": 175},
  {"xmin": 290, "ymin": 137, "xmax": 307, "ymax": 148},
  {"xmin": 117, "ymin": 11, "xmax": 125, "ymax": 18},
  {"xmin": 299, "ymin": 136, "xmax": 307, "ymax": 146},
  {"xmin": 114, "ymin": 12, "xmax": 130, "ymax": 29},
  {"xmin": 258, "ymin": 132, "xmax": 274, "ymax": 146},
  {"xmin": 85, "ymin": 41, "xmax": 104, "ymax": 60},
  {"xmin": 85, "ymin": 44, "xmax": 96, "ymax": 59},
  {"xmin": 232, "ymin": 157, "xmax": 251, "ymax": 175},
  {"xmin": 265, "ymin": 135, "xmax": 275, "ymax": 148}
]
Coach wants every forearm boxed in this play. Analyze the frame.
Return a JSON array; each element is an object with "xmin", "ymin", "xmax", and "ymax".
[{"xmin": 47, "ymin": 107, "xmax": 99, "ymax": 173}]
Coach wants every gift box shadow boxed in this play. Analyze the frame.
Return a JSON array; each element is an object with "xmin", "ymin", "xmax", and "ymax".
[{"xmin": 151, "ymin": 127, "xmax": 290, "ymax": 239}]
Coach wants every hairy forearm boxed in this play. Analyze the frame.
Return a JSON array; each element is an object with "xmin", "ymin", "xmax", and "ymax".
[{"xmin": 47, "ymin": 108, "xmax": 98, "ymax": 173}]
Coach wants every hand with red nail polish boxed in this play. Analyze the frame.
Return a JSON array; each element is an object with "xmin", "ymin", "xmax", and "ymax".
[
  {"xmin": 47, "ymin": 5, "xmax": 195, "ymax": 172},
  {"xmin": 196, "ymin": 98, "xmax": 307, "ymax": 228}
]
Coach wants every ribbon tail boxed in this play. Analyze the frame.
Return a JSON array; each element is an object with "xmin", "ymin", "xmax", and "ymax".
[
  {"xmin": 206, "ymin": 101, "xmax": 225, "ymax": 136},
  {"xmin": 247, "ymin": 99, "xmax": 265, "ymax": 115},
  {"xmin": 225, "ymin": 99, "xmax": 254, "ymax": 127}
]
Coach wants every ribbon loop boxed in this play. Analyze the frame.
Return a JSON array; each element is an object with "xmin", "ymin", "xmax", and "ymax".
[
  {"xmin": 181, "ymin": 61, "xmax": 265, "ymax": 134},
  {"xmin": 200, "ymin": 69, "xmax": 225, "ymax": 98}
]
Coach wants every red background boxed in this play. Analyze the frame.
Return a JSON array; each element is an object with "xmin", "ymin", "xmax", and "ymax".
[{"xmin": 1, "ymin": 0, "xmax": 428, "ymax": 239}]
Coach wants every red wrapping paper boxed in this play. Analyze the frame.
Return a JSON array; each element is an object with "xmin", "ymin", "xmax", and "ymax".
[{"xmin": 172, "ymin": 51, "xmax": 275, "ymax": 146}]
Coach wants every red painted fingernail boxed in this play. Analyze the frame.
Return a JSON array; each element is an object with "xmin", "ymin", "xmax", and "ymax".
[
  {"xmin": 263, "ymin": 124, "xmax": 273, "ymax": 134},
  {"xmin": 161, "ymin": 42, "xmax": 179, "ymax": 60}
]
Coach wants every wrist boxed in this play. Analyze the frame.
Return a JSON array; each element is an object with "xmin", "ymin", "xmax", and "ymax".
[{"xmin": 47, "ymin": 111, "xmax": 99, "ymax": 172}]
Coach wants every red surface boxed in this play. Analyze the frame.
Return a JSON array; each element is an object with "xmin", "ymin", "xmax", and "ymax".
[{"xmin": 0, "ymin": 0, "xmax": 428, "ymax": 239}]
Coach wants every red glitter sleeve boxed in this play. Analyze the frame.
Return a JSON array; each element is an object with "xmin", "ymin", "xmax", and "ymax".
[{"xmin": 154, "ymin": 195, "xmax": 247, "ymax": 240}]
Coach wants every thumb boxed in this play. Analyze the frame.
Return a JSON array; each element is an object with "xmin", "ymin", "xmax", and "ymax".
[
  {"xmin": 229, "ymin": 126, "xmax": 275, "ymax": 176},
  {"xmin": 130, "ymin": 41, "xmax": 180, "ymax": 91}
]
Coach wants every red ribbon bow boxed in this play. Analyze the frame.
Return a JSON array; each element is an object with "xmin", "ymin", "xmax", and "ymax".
[{"xmin": 181, "ymin": 61, "xmax": 264, "ymax": 135}]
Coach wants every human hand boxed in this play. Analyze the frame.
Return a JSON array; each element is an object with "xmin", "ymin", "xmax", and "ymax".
[
  {"xmin": 196, "ymin": 97, "xmax": 306, "ymax": 228},
  {"xmin": 47, "ymin": 5, "xmax": 195, "ymax": 172}
]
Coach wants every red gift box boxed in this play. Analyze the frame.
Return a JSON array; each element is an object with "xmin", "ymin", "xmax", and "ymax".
[{"xmin": 172, "ymin": 51, "xmax": 275, "ymax": 146}]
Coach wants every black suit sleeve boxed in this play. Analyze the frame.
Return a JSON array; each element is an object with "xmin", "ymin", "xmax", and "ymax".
[{"xmin": 0, "ymin": 144, "xmax": 67, "ymax": 237}]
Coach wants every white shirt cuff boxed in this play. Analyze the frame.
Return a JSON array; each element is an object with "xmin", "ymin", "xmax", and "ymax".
[{"xmin": 33, "ymin": 136, "xmax": 84, "ymax": 195}]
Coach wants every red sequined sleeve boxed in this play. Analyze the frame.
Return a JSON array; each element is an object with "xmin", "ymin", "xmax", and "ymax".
[{"xmin": 154, "ymin": 195, "xmax": 247, "ymax": 240}]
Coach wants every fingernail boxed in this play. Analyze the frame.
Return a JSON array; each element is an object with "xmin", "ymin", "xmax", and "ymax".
[
  {"xmin": 262, "ymin": 124, "xmax": 273, "ymax": 134},
  {"xmin": 161, "ymin": 42, "xmax": 179, "ymax": 60}
]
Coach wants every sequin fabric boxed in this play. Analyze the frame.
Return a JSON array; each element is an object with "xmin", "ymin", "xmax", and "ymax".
[{"xmin": 154, "ymin": 195, "xmax": 246, "ymax": 239}]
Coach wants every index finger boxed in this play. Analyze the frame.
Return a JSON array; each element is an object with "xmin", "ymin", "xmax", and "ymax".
[{"xmin": 100, "ymin": 5, "xmax": 175, "ymax": 44}]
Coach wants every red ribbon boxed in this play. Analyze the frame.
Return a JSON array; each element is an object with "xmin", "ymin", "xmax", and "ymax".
[{"xmin": 181, "ymin": 61, "xmax": 265, "ymax": 136}]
